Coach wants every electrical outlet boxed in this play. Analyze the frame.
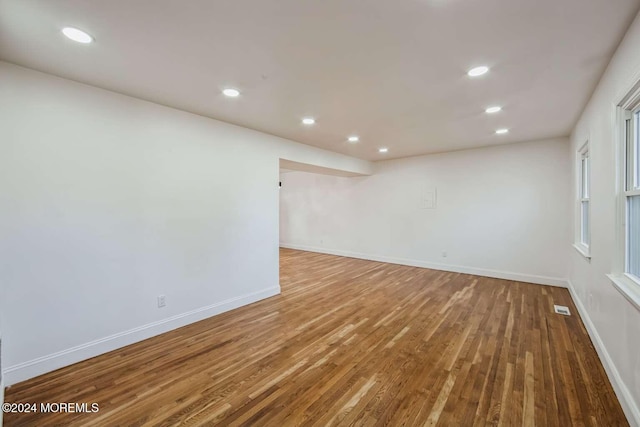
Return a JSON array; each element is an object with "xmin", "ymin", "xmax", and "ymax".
[
  {"xmin": 157, "ymin": 295, "xmax": 166, "ymax": 308},
  {"xmin": 442, "ymin": 251, "xmax": 447, "ymax": 258}
]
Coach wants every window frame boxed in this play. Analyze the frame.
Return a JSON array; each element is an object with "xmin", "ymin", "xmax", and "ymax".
[
  {"xmin": 623, "ymin": 108, "xmax": 640, "ymax": 284},
  {"xmin": 608, "ymin": 83, "xmax": 640, "ymax": 312},
  {"xmin": 573, "ymin": 141, "xmax": 591, "ymax": 259}
]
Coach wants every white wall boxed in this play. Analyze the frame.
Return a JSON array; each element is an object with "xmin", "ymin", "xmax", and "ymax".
[
  {"xmin": 0, "ymin": 61, "xmax": 372, "ymax": 386},
  {"xmin": 568, "ymin": 11, "xmax": 640, "ymax": 426},
  {"xmin": 280, "ymin": 137, "xmax": 570, "ymax": 286},
  {"xmin": 0, "ymin": 313, "xmax": 3, "ymax": 427}
]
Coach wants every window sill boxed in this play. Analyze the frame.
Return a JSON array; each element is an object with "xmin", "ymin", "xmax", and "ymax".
[
  {"xmin": 572, "ymin": 243, "xmax": 591, "ymax": 260},
  {"xmin": 607, "ymin": 274, "xmax": 640, "ymax": 312}
]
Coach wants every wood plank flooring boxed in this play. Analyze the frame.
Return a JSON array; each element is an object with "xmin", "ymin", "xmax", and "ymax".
[{"xmin": 3, "ymin": 249, "xmax": 628, "ymax": 426}]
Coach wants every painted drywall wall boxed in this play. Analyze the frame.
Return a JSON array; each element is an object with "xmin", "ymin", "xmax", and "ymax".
[
  {"xmin": 0, "ymin": 312, "xmax": 3, "ymax": 427},
  {"xmin": 280, "ymin": 137, "xmax": 570, "ymax": 286},
  {"xmin": 0, "ymin": 61, "xmax": 372, "ymax": 386},
  {"xmin": 568, "ymin": 10, "xmax": 640, "ymax": 426}
]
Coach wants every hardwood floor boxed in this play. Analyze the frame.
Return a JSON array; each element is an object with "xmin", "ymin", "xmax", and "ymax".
[{"xmin": 3, "ymin": 249, "xmax": 628, "ymax": 426}]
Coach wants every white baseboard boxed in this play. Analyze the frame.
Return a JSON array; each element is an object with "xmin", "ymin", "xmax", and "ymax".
[
  {"xmin": 280, "ymin": 243, "xmax": 568, "ymax": 288},
  {"xmin": 4, "ymin": 286, "xmax": 280, "ymax": 387},
  {"xmin": 567, "ymin": 281, "xmax": 640, "ymax": 427}
]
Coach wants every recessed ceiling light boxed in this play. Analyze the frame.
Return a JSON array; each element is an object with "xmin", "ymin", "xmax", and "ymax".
[
  {"xmin": 62, "ymin": 27, "xmax": 93, "ymax": 44},
  {"xmin": 348, "ymin": 136, "xmax": 359, "ymax": 143},
  {"xmin": 222, "ymin": 88, "xmax": 240, "ymax": 97},
  {"xmin": 496, "ymin": 128, "xmax": 509, "ymax": 134},
  {"xmin": 468, "ymin": 66, "xmax": 489, "ymax": 77},
  {"xmin": 379, "ymin": 147, "xmax": 388, "ymax": 153},
  {"xmin": 485, "ymin": 106, "xmax": 502, "ymax": 114},
  {"xmin": 302, "ymin": 117, "xmax": 315, "ymax": 125}
]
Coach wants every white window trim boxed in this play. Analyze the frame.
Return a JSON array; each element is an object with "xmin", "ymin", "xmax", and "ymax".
[
  {"xmin": 607, "ymin": 274, "xmax": 640, "ymax": 312},
  {"xmin": 574, "ymin": 141, "xmax": 591, "ymax": 259},
  {"xmin": 611, "ymin": 81, "xmax": 640, "ymax": 312},
  {"xmin": 572, "ymin": 242, "xmax": 591, "ymax": 259}
]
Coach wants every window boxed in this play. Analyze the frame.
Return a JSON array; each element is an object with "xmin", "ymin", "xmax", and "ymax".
[
  {"xmin": 574, "ymin": 142, "xmax": 590, "ymax": 257},
  {"xmin": 624, "ymin": 109, "xmax": 640, "ymax": 281},
  {"xmin": 609, "ymin": 82, "xmax": 640, "ymax": 311},
  {"xmin": 579, "ymin": 144, "xmax": 590, "ymax": 248}
]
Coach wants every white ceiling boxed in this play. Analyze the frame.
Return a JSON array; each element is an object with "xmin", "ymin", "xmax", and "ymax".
[{"xmin": 1, "ymin": 0, "xmax": 639, "ymax": 161}]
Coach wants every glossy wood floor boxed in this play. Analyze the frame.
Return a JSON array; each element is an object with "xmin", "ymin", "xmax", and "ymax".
[{"xmin": 4, "ymin": 249, "xmax": 627, "ymax": 426}]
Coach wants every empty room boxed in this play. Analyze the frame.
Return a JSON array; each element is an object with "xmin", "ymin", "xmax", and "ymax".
[{"xmin": 2, "ymin": 0, "xmax": 640, "ymax": 426}]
